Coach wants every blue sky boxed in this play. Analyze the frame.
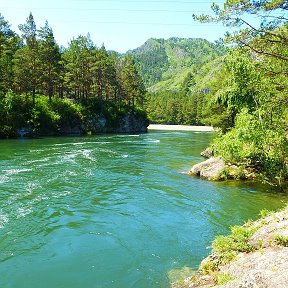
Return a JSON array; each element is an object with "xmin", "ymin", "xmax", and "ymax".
[{"xmin": 1, "ymin": 0, "xmax": 232, "ymax": 52}]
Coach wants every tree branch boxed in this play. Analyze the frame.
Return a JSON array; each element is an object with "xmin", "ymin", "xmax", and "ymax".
[
  {"xmin": 237, "ymin": 17, "xmax": 288, "ymax": 42},
  {"xmin": 238, "ymin": 39, "xmax": 288, "ymax": 62}
]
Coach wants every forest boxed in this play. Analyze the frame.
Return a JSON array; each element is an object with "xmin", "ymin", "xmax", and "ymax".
[{"xmin": 0, "ymin": 13, "xmax": 146, "ymax": 137}]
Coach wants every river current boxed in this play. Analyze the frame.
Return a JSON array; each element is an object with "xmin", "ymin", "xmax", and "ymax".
[{"xmin": 0, "ymin": 131, "xmax": 287, "ymax": 287}]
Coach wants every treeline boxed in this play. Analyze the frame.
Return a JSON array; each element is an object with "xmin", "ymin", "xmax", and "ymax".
[
  {"xmin": 0, "ymin": 13, "xmax": 146, "ymax": 137},
  {"xmin": 145, "ymin": 89, "xmax": 207, "ymax": 126}
]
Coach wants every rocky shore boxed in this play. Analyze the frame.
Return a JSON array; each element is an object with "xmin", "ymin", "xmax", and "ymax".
[
  {"xmin": 172, "ymin": 206, "xmax": 288, "ymax": 288},
  {"xmin": 189, "ymin": 149, "xmax": 257, "ymax": 181},
  {"xmin": 16, "ymin": 111, "xmax": 149, "ymax": 137}
]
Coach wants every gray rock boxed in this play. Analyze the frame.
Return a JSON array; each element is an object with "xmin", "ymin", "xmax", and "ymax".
[
  {"xmin": 189, "ymin": 157, "xmax": 225, "ymax": 180},
  {"xmin": 219, "ymin": 247, "xmax": 288, "ymax": 288}
]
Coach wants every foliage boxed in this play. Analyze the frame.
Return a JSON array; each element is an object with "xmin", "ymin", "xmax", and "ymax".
[
  {"xmin": 30, "ymin": 96, "xmax": 61, "ymax": 134},
  {"xmin": 212, "ymin": 108, "xmax": 288, "ymax": 184},
  {"xmin": 213, "ymin": 225, "xmax": 255, "ymax": 254},
  {"xmin": 0, "ymin": 91, "xmax": 31, "ymax": 137},
  {"xmin": 193, "ymin": 0, "xmax": 287, "ymax": 59},
  {"xmin": 145, "ymin": 89, "xmax": 206, "ymax": 125}
]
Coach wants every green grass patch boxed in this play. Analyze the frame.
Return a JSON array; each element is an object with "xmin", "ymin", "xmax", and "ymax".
[{"xmin": 274, "ymin": 235, "xmax": 288, "ymax": 247}]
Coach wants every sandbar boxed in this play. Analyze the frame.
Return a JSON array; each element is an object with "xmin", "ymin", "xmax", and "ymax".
[{"xmin": 148, "ymin": 124, "xmax": 214, "ymax": 132}]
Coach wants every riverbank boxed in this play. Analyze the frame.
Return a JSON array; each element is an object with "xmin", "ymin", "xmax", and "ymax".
[
  {"xmin": 173, "ymin": 205, "xmax": 288, "ymax": 288},
  {"xmin": 148, "ymin": 124, "xmax": 214, "ymax": 132}
]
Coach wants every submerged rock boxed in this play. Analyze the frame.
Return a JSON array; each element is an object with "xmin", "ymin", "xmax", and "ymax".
[{"xmin": 189, "ymin": 157, "xmax": 225, "ymax": 181}]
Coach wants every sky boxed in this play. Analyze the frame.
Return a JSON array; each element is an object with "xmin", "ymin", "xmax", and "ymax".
[{"xmin": 1, "ymin": 0, "xmax": 233, "ymax": 52}]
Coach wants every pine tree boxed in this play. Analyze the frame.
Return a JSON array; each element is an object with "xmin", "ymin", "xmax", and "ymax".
[
  {"xmin": 38, "ymin": 21, "xmax": 61, "ymax": 102},
  {"xmin": 17, "ymin": 12, "xmax": 39, "ymax": 105},
  {"xmin": 0, "ymin": 14, "xmax": 20, "ymax": 96}
]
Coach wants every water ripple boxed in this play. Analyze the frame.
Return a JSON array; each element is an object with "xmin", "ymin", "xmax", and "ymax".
[{"xmin": 0, "ymin": 133, "xmax": 287, "ymax": 288}]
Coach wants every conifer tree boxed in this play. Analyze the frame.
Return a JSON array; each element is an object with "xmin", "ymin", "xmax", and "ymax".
[
  {"xmin": 16, "ymin": 12, "xmax": 39, "ymax": 105},
  {"xmin": 38, "ymin": 21, "xmax": 61, "ymax": 102}
]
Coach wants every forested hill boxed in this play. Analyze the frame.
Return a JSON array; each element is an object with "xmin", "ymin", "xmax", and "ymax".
[{"xmin": 126, "ymin": 37, "xmax": 227, "ymax": 89}]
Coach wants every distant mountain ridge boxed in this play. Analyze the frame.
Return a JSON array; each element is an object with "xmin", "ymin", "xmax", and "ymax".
[{"xmin": 126, "ymin": 37, "xmax": 227, "ymax": 90}]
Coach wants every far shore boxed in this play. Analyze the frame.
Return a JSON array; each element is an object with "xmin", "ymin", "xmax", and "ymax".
[{"xmin": 148, "ymin": 124, "xmax": 214, "ymax": 132}]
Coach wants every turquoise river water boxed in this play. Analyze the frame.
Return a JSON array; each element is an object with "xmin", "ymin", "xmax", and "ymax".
[{"xmin": 0, "ymin": 131, "xmax": 287, "ymax": 288}]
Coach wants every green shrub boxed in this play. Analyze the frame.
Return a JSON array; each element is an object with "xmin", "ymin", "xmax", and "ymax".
[
  {"xmin": 30, "ymin": 96, "xmax": 61, "ymax": 134},
  {"xmin": 212, "ymin": 108, "xmax": 288, "ymax": 185},
  {"xmin": 51, "ymin": 98, "xmax": 83, "ymax": 129},
  {"xmin": 210, "ymin": 224, "xmax": 255, "ymax": 267},
  {"xmin": 0, "ymin": 91, "xmax": 33, "ymax": 137}
]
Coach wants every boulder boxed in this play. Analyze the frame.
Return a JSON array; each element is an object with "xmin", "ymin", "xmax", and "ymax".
[{"xmin": 189, "ymin": 157, "xmax": 225, "ymax": 180}]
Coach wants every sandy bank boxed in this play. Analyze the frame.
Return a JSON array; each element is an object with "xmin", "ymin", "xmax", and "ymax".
[{"xmin": 148, "ymin": 124, "xmax": 214, "ymax": 132}]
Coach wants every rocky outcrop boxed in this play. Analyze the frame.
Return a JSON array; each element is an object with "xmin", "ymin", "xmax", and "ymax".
[
  {"xmin": 189, "ymin": 157, "xmax": 225, "ymax": 180},
  {"xmin": 117, "ymin": 111, "xmax": 149, "ymax": 133},
  {"xmin": 218, "ymin": 247, "xmax": 288, "ymax": 288},
  {"xmin": 173, "ymin": 206, "xmax": 288, "ymax": 288},
  {"xmin": 84, "ymin": 111, "xmax": 149, "ymax": 134},
  {"xmin": 189, "ymin": 152, "xmax": 257, "ymax": 181}
]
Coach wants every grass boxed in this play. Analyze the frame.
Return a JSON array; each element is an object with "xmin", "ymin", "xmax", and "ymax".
[
  {"xmin": 215, "ymin": 272, "xmax": 234, "ymax": 285},
  {"xmin": 274, "ymin": 235, "xmax": 288, "ymax": 247},
  {"xmin": 200, "ymin": 224, "xmax": 256, "ymax": 275}
]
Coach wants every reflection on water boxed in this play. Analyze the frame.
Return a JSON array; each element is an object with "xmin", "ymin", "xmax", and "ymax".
[{"xmin": 0, "ymin": 132, "xmax": 287, "ymax": 288}]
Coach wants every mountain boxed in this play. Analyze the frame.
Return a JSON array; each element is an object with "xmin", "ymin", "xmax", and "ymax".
[{"xmin": 126, "ymin": 37, "xmax": 227, "ymax": 90}]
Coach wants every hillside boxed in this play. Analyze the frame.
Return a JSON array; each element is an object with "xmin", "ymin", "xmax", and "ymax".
[{"xmin": 127, "ymin": 37, "xmax": 227, "ymax": 90}]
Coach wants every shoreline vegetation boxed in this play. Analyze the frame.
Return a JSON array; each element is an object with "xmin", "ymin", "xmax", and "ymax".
[{"xmin": 172, "ymin": 205, "xmax": 288, "ymax": 288}]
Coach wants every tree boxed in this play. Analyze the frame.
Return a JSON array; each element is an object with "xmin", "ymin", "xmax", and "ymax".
[
  {"xmin": 90, "ymin": 44, "xmax": 116, "ymax": 111},
  {"xmin": 181, "ymin": 72, "xmax": 195, "ymax": 94},
  {"xmin": 120, "ymin": 55, "xmax": 146, "ymax": 109},
  {"xmin": 0, "ymin": 14, "xmax": 20, "ymax": 96},
  {"xmin": 193, "ymin": 0, "xmax": 288, "ymax": 185},
  {"xmin": 210, "ymin": 49, "xmax": 261, "ymax": 126},
  {"xmin": 38, "ymin": 21, "xmax": 61, "ymax": 102},
  {"xmin": 193, "ymin": 0, "xmax": 288, "ymax": 66},
  {"xmin": 17, "ymin": 12, "xmax": 39, "ymax": 105},
  {"xmin": 62, "ymin": 35, "xmax": 94, "ymax": 100}
]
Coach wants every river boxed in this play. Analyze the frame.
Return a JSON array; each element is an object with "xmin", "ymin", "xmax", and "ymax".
[{"xmin": 0, "ymin": 131, "xmax": 287, "ymax": 287}]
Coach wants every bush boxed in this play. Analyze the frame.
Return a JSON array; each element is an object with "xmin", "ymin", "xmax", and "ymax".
[
  {"xmin": 212, "ymin": 108, "xmax": 288, "ymax": 185},
  {"xmin": 51, "ymin": 98, "xmax": 83, "ymax": 130},
  {"xmin": 30, "ymin": 96, "xmax": 61, "ymax": 134},
  {"xmin": 0, "ymin": 91, "xmax": 32, "ymax": 137}
]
